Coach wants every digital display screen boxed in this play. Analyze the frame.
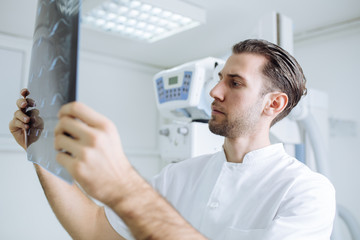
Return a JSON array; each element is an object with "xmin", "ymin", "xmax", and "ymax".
[{"xmin": 169, "ymin": 76, "xmax": 178, "ymax": 85}]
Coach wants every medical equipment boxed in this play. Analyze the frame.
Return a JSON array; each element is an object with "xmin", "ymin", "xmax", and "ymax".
[
  {"xmin": 154, "ymin": 57, "xmax": 223, "ymax": 121},
  {"xmin": 153, "ymin": 57, "xmax": 224, "ymax": 162}
]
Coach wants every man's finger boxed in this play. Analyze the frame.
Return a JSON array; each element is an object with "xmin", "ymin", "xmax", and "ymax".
[
  {"xmin": 31, "ymin": 115, "xmax": 44, "ymax": 128},
  {"xmin": 58, "ymin": 102, "xmax": 110, "ymax": 129},
  {"xmin": 26, "ymin": 98, "xmax": 36, "ymax": 107},
  {"xmin": 14, "ymin": 110, "xmax": 30, "ymax": 123},
  {"xmin": 20, "ymin": 88, "xmax": 29, "ymax": 98},
  {"xmin": 16, "ymin": 98, "xmax": 28, "ymax": 109},
  {"xmin": 54, "ymin": 134, "xmax": 81, "ymax": 157},
  {"xmin": 16, "ymin": 98, "xmax": 36, "ymax": 109},
  {"xmin": 28, "ymin": 108, "xmax": 40, "ymax": 115},
  {"xmin": 54, "ymin": 115, "xmax": 93, "ymax": 141},
  {"xmin": 9, "ymin": 119, "xmax": 29, "ymax": 132}
]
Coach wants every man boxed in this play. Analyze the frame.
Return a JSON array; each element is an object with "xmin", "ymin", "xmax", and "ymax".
[{"xmin": 9, "ymin": 39, "xmax": 335, "ymax": 239}]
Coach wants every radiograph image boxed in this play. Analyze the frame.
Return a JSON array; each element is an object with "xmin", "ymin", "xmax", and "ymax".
[{"xmin": 26, "ymin": 0, "xmax": 80, "ymax": 183}]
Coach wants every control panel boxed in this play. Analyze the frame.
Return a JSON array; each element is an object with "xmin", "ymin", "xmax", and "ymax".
[{"xmin": 155, "ymin": 71, "xmax": 192, "ymax": 104}]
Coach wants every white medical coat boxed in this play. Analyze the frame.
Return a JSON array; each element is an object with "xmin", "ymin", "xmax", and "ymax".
[{"xmin": 105, "ymin": 144, "xmax": 336, "ymax": 239}]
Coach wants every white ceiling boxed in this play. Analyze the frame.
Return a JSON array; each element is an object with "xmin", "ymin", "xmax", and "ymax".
[{"xmin": 1, "ymin": 0, "xmax": 360, "ymax": 68}]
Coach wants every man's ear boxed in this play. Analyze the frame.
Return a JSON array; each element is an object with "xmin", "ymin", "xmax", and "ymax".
[{"xmin": 263, "ymin": 92, "xmax": 288, "ymax": 117}]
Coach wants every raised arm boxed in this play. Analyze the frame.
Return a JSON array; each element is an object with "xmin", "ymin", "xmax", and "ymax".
[
  {"xmin": 9, "ymin": 89, "xmax": 123, "ymax": 240},
  {"xmin": 55, "ymin": 102, "xmax": 206, "ymax": 240}
]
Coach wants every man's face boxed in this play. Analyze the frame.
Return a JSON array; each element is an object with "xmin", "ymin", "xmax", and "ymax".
[{"xmin": 208, "ymin": 53, "xmax": 268, "ymax": 138}]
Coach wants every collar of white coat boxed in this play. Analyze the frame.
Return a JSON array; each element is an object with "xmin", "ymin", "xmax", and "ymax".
[{"xmin": 221, "ymin": 143, "xmax": 286, "ymax": 168}]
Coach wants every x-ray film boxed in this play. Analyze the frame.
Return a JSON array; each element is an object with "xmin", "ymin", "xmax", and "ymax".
[{"xmin": 26, "ymin": 0, "xmax": 81, "ymax": 183}]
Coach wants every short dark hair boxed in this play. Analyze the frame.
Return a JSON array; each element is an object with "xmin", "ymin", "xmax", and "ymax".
[{"xmin": 232, "ymin": 39, "xmax": 307, "ymax": 126}]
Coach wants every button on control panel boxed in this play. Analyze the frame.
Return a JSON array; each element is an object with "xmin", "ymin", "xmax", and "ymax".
[{"xmin": 156, "ymin": 71, "xmax": 192, "ymax": 104}]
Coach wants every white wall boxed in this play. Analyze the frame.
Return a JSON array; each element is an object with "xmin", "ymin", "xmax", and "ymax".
[
  {"xmin": 295, "ymin": 25, "xmax": 360, "ymax": 238},
  {"xmin": 0, "ymin": 33, "xmax": 161, "ymax": 239}
]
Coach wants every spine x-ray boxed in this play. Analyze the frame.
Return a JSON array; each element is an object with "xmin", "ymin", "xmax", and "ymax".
[{"xmin": 26, "ymin": 0, "xmax": 80, "ymax": 183}]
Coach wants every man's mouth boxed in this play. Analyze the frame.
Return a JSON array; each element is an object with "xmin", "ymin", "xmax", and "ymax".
[{"xmin": 211, "ymin": 102, "xmax": 225, "ymax": 115}]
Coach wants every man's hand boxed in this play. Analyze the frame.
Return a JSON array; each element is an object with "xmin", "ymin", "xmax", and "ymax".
[
  {"xmin": 54, "ymin": 102, "xmax": 206, "ymax": 240},
  {"xmin": 54, "ymin": 102, "xmax": 134, "ymax": 205},
  {"xmin": 9, "ymin": 88, "xmax": 42, "ymax": 149}
]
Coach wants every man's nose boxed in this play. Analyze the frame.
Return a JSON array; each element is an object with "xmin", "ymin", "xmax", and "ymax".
[{"xmin": 210, "ymin": 81, "xmax": 225, "ymax": 101}]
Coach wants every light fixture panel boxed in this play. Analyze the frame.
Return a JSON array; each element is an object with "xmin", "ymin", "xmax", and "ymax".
[{"xmin": 82, "ymin": 0, "xmax": 206, "ymax": 42}]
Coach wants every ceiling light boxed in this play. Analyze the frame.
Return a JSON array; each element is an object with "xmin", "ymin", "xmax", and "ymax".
[
  {"xmin": 129, "ymin": 9, "xmax": 140, "ymax": 17},
  {"xmin": 118, "ymin": 6, "xmax": 129, "ymax": 13},
  {"xmin": 82, "ymin": 0, "xmax": 206, "ymax": 42},
  {"xmin": 141, "ymin": 4, "xmax": 152, "ymax": 12},
  {"xmin": 117, "ymin": 16, "xmax": 127, "ymax": 23},
  {"xmin": 152, "ymin": 7, "xmax": 162, "ymax": 15},
  {"xmin": 95, "ymin": 18, "xmax": 106, "ymax": 26},
  {"xmin": 115, "ymin": 25, "xmax": 125, "ymax": 31},
  {"xmin": 137, "ymin": 21, "xmax": 146, "ymax": 28}
]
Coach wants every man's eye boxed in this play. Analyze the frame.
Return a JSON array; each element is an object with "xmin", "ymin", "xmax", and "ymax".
[{"xmin": 232, "ymin": 81, "xmax": 241, "ymax": 87}]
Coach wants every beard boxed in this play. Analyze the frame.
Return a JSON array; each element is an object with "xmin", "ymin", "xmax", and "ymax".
[{"xmin": 208, "ymin": 100, "xmax": 263, "ymax": 138}]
